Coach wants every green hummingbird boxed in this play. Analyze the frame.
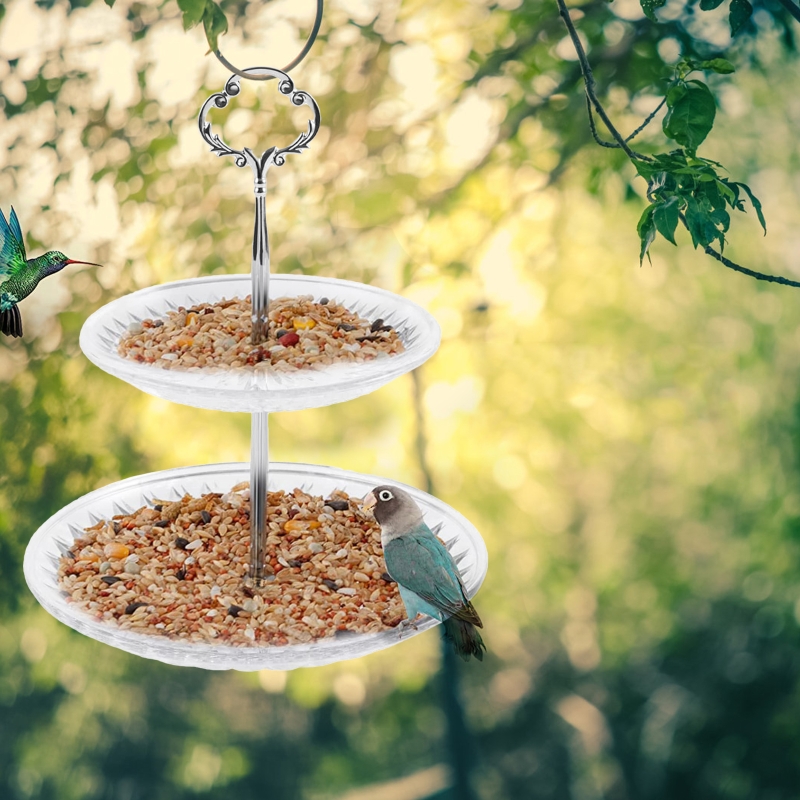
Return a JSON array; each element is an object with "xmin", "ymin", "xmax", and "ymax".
[{"xmin": 0, "ymin": 207, "xmax": 101, "ymax": 339}]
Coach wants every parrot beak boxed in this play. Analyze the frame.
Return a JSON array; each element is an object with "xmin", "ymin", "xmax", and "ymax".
[
  {"xmin": 362, "ymin": 492, "xmax": 377, "ymax": 513},
  {"xmin": 65, "ymin": 259, "xmax": 103, "ymax": 268}
]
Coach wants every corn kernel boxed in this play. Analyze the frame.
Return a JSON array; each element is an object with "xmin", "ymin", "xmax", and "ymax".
[
  {"xmin": 104, "ymin": 543, "xmax": 130, "ymax": 559},
  {"xmin": 79, "ymin": 548, "xmax": 100, "ymax": 563},
  {"xmin": 185, "ymin": 312, "xmax": 198, "ymax": 326},
  {"xmin": 176, "ymin": 337, "xmax": 194, "ymax": 347},
  {"xmin": 284, "ymin": 519, "xmax": 322, "ymax": 532},
  {"xmin": 292, "ymin": 318, "xmax": 316, "ymax": 330}
]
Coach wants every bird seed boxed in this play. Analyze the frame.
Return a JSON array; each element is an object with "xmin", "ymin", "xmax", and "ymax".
[
  {"xmin": 117, "ymin": 295, "xmax": 404, "ymax": 372},
  {"xmin": 56, "ymin": 485, "xmax": 407, "ymax": 647}
]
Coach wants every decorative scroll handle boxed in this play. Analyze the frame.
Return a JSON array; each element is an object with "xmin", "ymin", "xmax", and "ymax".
[
  {"xmin": 198, "ymin": 67, "xmax": 320, "ymax": 342},
  {"xmin": 198, "ymin": 68, "xmax": 321, "ymax": 183},
  {"xmin": 198, "ymin": 67, "xmax": 320, "ymax": 587}
]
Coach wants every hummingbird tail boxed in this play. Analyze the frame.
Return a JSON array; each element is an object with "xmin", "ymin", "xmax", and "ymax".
[
  {"xmin": 0, "ymin": 305, "xmax": 22, "ymax": 338},
  {"xmin": 443, "ymin": 616, "xmax": 486, "ymax": 662}
]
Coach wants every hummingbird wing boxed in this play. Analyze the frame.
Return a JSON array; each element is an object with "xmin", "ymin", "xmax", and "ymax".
[
  {"xmin": 0, "ymin": 207, "xmax": 27, "ymax": 278},
  {"xmin": 9, "ymin": 208, "xmax": 26, "ymax": 261}
]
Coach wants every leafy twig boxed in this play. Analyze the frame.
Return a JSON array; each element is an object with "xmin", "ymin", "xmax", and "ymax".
[{"xmin": 557, "ymin": 0, "xmax": 800, "ymax": 289}]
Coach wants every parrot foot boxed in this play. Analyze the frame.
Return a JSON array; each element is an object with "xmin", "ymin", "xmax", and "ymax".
[{"xmin": 397, "ymin": 616, "xmax": 422, "ymax": 638}]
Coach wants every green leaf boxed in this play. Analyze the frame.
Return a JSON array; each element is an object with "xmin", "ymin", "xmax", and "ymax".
[
  {"xmin": 699, "ymin": 0, "xmax": 725, "ymax": 8},
  {"xmin": 710, "ymin": 207, "xmax": 731, "ymax": 233},
  {"xmin": 640, "ymin": 0, "xmax": 667, "ymax": 21},
  {"xmin": 666, "ymin": 83, "xmax": 688, "ymax": 108},
  {"xmin": 695, "ymin": 155, "xmax": 724, "ymax": 168},
  {"xmin": 716, "ymin": 180, "xmax": 736, "ymax": 203},
  {"xmin": 698, "ymin": 58, "xmax": 736, "ymax": 74},
  {"xmin": 701, "ymin": 180, "xmax": 726, "ymax": 211},
  {"xmin": 729, "ymin": 0, "xmax": 753, "ymax": 35},
  {"xmin": 103, "ymin": 0, "xmax": 115, "ymax": 6},
  {"xmin": 634, "ymin": 161, "xmax": 656, "ymax": 181},
  {"xmin": 735, "ymin": 182, "xmax": 767, "ymax": 234},
  {"xmin": 637, "ymin": 205, "xmax": 657, "ymax": 264},
  {"xmin": 662, "ymin": 80, "xmax": 716, "ymax": 153},
  {"xmin": 653, "ymin": 197, "xmax": 680, "ymax": 246},
  {"xmin": 202, "ymin": 1, "xmax": 228, "ymax": 52},
  {"xmin": 684, "ymin": 197, "xmax": 707, "ymax": 248},
  {"xmin": 685, "ymin": 195, "xmax": 726, "ymax": 249},
  {"xmin": 178, "ymin": 0, "xmax": 206, "ymax": 30}
]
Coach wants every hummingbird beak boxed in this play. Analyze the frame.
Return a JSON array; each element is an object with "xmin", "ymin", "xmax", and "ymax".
[
  {"xmin": 65, "ymin": 259, "xmax": 103, "ymax": 268},
  {"xmin": 362, "ymin": 492, "xmax": 377, "ymax": 513}
]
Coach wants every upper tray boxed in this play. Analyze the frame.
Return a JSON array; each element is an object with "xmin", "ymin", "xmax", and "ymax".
[
  {"xmin": 80, "ymin": 275, "xmax": 441, "ymax": 413},
  {"xmin": 23, "ymin": 461, "xmax": 488, "ymax": 671}
]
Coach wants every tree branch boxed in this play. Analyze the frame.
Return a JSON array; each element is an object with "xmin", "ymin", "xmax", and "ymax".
[
  {"xmin": 410, "ymin": 367, "xmax": 479, "ymax": 800},
  {"xmin": 675, "ymin": 212, "xmax": 800, "ymax": 286},
  {"xmin": 586, "ymin": 97, "xmax": 623, "ymax": 149},
  {"xmin": 412, "ymin": 368, "xmax": 435, "ymax": 495},
  {"xmin": 555, "ymin": 0, "xmax": 651, "ymax": 161},
  {"xmin": 702, "ymin": 244, "xmax": 800, "ymax": 288},
  {"xmin": 558, "ymin": 0, "xmax": 800, "ymax": 291},
  {"xmin": 776, "ymin": 0, "xmax": 800, "ymax": 25},
  {"xmin": 626, "ymin": 96, "xmax": 667, "ymax": 142}
]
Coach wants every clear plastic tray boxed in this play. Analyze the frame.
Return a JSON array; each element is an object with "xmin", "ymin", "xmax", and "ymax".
[
  {"xmin": 79, "ymin": 275, "xmax": 441, "ymax": 413},
  {"xmin": 23, "ymin": 462, "xmax": 488, "ymax": 671}
]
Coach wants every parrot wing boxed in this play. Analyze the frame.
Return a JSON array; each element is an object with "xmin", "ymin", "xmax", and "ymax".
[
  {"xmin": 0, "ymin": 207, "xmax": 27, "ymax": 278},
  {"xmin": 385, "ymin": 527, "xmax": 483, "ymax": 627}
]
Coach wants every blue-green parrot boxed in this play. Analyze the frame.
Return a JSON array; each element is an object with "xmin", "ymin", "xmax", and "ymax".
[{"xmin": 364, "ymin": 485, "xmax": 486, "ymax": 662}]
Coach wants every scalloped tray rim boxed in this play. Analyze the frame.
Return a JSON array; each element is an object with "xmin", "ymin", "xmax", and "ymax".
[
  {"xmin": 23, "ymin": 461, "xmax": 488, "ymax": 671},
  {"xmin": 79, "ymin": 274, "xmax": 441, "ymax": 396}
]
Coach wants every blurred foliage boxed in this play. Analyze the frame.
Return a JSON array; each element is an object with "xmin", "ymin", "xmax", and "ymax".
[{"xmin": 3, "ymin": 0, "xmax": 800, "ymax": 798}]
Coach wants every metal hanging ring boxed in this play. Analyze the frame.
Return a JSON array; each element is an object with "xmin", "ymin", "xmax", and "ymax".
[{"xmin": 213, "ymin": 0, "xmax": 324, "ymax": 81}]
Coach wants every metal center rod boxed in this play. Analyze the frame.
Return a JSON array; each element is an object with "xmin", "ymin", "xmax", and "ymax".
[
  {"xmin": 250, "ymin": 411, "xmax": 269, "ymax": 584},
  {"xmin": 251, "ymin": 177, "xmax": 269, "ymax": 344},
  {"xmin": 250, "ymin": 172, "xmax": 270, "ymax": 584}
]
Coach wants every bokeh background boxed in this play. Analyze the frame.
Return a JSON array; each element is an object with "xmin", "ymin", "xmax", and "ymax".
[{"xmin": 3, "ymin": 0, "xmax": 800, "ymax": 797}]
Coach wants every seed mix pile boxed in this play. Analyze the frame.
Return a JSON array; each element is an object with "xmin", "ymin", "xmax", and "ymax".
[
  {"xmin": 117, "ymin": 295, "xmax": 405, "ymax": 371},
  {"xmin": 57, "ymin": 484, "xmax": 406, "ymax": 646}
]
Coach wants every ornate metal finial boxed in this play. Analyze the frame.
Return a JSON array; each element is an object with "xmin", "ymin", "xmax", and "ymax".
[{"xmin": 198, "ymin": 68, "xmax": 321, "ymax": 185}]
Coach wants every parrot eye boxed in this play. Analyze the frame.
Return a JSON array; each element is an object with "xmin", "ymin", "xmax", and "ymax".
[{"xmin": 378, "ymin": 490, "xmax": 393, "ymax": 502}]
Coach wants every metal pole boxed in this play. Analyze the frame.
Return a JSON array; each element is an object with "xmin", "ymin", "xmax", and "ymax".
[
  {"xmin": 249, "ymin": 165, "xmax": 270, "ymax": 584},
  {"xmin": 251, "ymin": 177, "xmax": 269, "ymax": 344},
  {"xmin": 197, "ymin": 68, "xmax": 320, "ymax": 587},
  {"xmin": 250, "ymin": 411, "xmax": 269, "ymax": 584}
]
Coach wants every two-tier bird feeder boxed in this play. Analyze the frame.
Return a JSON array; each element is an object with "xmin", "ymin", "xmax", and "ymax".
[{"xmin": 23, "ymin": 6, "xmax": 488, "ymax": 671}]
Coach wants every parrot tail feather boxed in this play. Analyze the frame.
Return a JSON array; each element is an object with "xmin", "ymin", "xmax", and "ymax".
[
  {"xmin": 0, "ymin": 304, "xmax": 22, "ymax": 338},
  {"xmin": 443, "ymin": 616, "xmax": 486, "ymax": 662}
]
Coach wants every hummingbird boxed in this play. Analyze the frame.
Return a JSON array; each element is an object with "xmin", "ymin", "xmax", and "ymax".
[{"xmin": 0, "ymin": 207, "xmax": 101, "ymax": 339}]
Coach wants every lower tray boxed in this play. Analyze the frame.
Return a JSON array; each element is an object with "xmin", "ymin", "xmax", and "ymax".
[{"xmin": 23, "ymin": 462, "xmax": 488, "ymax": 671}]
